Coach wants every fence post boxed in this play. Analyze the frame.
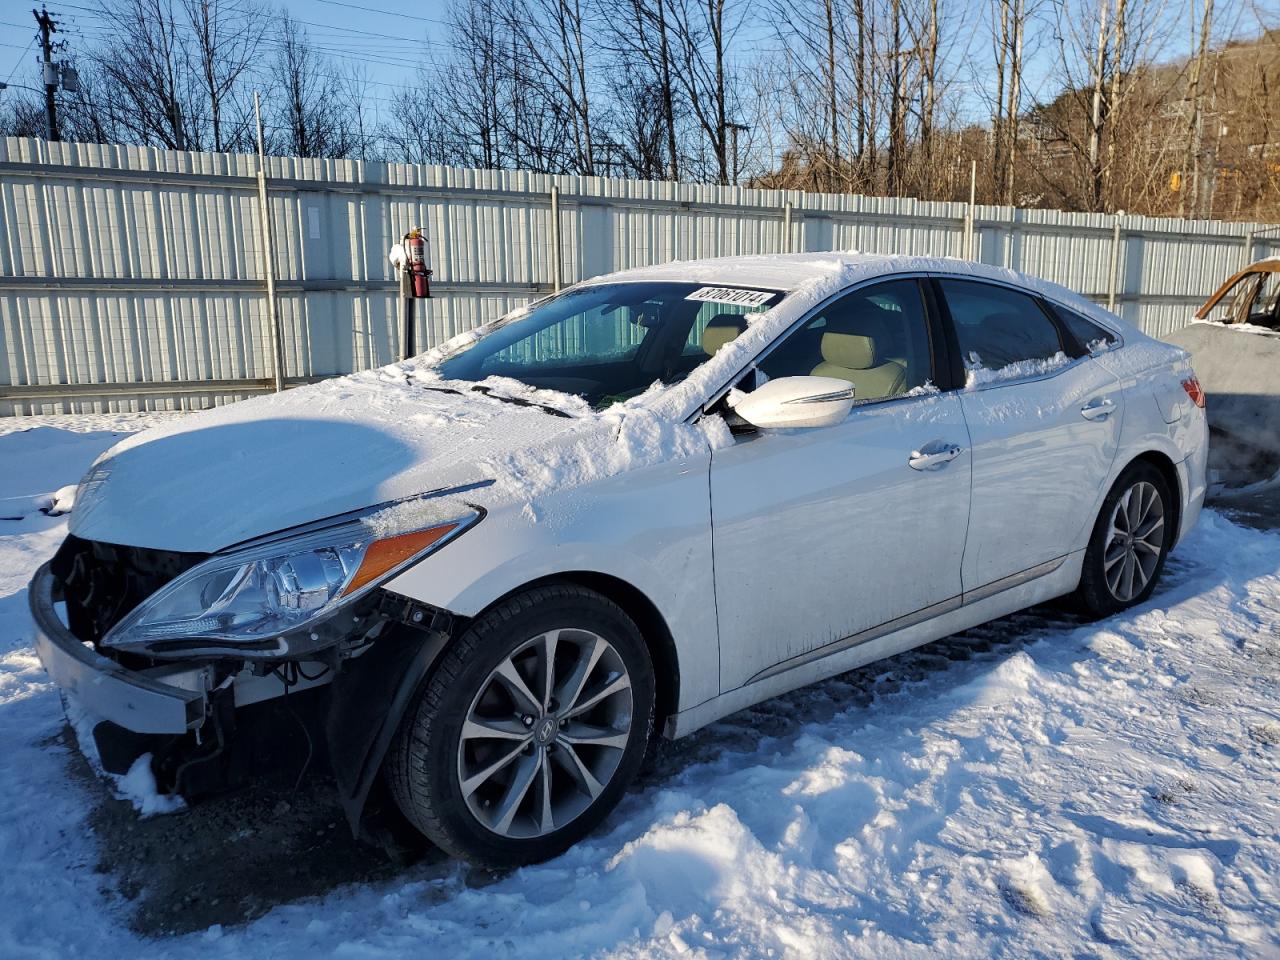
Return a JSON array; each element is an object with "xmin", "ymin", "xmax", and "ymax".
[
  {"xmin": 550, "ymin": 184, "xmax": 563, "ymax": 293},
  {"xmin": 254, "ymin": 93, "xmax": 285, "ymax": 393},
  {"xmin": 1107, "ymin": 211, "xmax": 1126, "ymax": 313},
  {"xmin": 1243, "ymin": 229, "xmax": 1254, "ymax": 268},
  {"xmin": 782, "ymin": 200, "xmax": 793, "ymax": 254},
  {"xmin": 963, "ymin": 160, "xmax": 977, "ymax": 260}
]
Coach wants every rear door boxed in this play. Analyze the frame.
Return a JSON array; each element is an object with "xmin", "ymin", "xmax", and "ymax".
[
  {"xmin": 933, "ymin": 277, "xmax": 1124, "ymax": 595},
  {"xmin": 709, "ymin": 278, "xmax": 972, "ymax": 690}
]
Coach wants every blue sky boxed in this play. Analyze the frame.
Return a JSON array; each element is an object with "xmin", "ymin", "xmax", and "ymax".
[
  {"xmin": 0, "ymin": 0, "xmax": 454, "ymax": 123},
  {"xmin": 0, "ymin": 0, "xmax": 1258, "ymax": 144}
]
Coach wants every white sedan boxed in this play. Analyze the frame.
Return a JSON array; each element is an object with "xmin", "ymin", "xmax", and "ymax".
[{"xmin": 31, "ymin": 253, "xmax": 1207, "ymax": 867}]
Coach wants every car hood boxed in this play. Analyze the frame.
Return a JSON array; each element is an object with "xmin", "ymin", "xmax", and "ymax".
[{"xmin": 68, "ymin": 369, "xmax": 587, "ymax": 553}]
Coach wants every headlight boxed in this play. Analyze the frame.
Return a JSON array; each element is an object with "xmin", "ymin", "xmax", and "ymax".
[{"xmin": 100, "ymin": 510, "xmax": 478, "ymax": 658}]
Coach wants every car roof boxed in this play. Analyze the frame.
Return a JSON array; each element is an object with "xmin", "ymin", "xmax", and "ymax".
[{"xmin": 582, "ymin": 252, "xmax": 1070, "ymax": 296}]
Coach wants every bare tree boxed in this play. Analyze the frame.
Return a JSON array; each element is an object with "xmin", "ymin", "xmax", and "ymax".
[
  {"xmin": 1179, "ymin": 0, "xmax": 1215, "ymax": 216},
  {"xmin": 608, "ymin": 0, "xmax": 684, "ymax": 179},
  {"xmin": 508, "ymin": 0, "xmax": 598, "ymax": 174},
  {"xmin": 93, "ymin": 0, "xmax": 202, "ymax": 149},
  {"xmin": 88, "ymin": 0, "xmax": 261, "ymax": 151},
  {"xmin": 990, "ymin": 0, "xmax": 1030, "ymax": 204},
  {"xmin": 669, "ymin": 0, "xmax": 735, "ymax": 184},
  {"xmin": 0, "ymin": 94, "xmax": 46, "ymax": 139},
  {"xmin": 270, "ymin": 13, "xmax": 357, "ymax": 158},
  {"xmin": 181, "ymin": 0, "xmax": 263, "ymax": 152}
]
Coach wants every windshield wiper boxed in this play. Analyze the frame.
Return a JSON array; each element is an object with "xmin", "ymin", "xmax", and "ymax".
[
  {"xmin": 412, "ymin": 381, "xmax": 574, "ymax": 418},
  {"xmin": 469, "ymin": 384, "xmax": 573, "ymax": 418}
]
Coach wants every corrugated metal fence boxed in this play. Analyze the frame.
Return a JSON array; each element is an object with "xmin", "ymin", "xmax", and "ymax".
[{"xmin": 2, "ymin": 135, "xmax": 1276, "ymax": 415}]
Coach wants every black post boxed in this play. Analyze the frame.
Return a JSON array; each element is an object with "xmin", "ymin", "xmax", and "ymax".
[
  {"xmin": 402, "ymin": 295, "xmax": 415, "ymax": 360},
  {"xmin": 34, "ymin": 7, "xmax": 59, "ymax": 142}
]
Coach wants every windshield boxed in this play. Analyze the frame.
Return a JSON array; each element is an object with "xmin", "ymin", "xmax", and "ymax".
[{"xmin": 433, "ymin": 281, "xmax": 786, "ymax": 409}]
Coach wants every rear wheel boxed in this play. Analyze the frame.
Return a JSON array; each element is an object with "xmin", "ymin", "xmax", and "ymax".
[
  {"xmin": 1073, "ymin": 461, "xmax": 1173, "ymax": 617},
  {"xmin": 386, "ymin": 584, "xmax": 655, "ymax": 867}
]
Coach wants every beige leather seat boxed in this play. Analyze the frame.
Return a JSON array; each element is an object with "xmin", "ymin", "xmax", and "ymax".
[
  {"xmin": 702, "ymin": 314, "xmax": 749, "ymax": 355},
  {"xmin": 811, "ymin": 316, "xmax": 906, "ymax": 401}
]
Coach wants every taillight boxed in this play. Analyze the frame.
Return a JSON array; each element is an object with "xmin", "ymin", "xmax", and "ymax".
[{"xmin": 1181, "ymin": 376, "xmax": 1206, "ymax": 409}]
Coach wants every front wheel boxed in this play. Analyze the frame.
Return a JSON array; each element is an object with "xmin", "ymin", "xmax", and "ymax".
[
  {"xmin": 386, "ymin": 584, "xmax": 655, "ymax": 867},
  {"xmin": 1072, "ymin": 461, "xmax": 1174, "ymax": 618}
]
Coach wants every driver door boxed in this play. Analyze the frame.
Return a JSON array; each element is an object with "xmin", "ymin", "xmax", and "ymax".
[{"xmin": 709, "ymin": 278, "xmax": 972, "ymax": 691}]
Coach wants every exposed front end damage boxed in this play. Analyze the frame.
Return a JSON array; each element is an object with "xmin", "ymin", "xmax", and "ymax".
[{"xmin": 31, "ymin": 538, "xmax": 464, "ymax": 847}]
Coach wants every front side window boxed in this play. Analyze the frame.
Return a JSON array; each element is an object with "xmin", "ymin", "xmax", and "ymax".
[
  {"xmin": 939, "ymin": 279, "xmax": 1066, "ymax": 379},
  {"xmin": 433, "ymin": 281, "xmax": 784, "ymax": 409},
  {"xmin": 755, "ymin": 279, "xmax": 934, "ymax": 404}
]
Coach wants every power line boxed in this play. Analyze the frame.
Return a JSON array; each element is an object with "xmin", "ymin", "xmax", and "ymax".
[{"xmin": 312, "ymin": 0, "xmax": 450, "ymax": 26}]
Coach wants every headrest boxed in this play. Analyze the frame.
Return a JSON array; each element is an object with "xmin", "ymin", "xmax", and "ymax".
[
  {"xmin": 702, "ymin": 314, "xmax": 749, "ymax": 356},
  {"xmin": 821, "ymin": 332, "xmax": 877, "ymax": 369}
]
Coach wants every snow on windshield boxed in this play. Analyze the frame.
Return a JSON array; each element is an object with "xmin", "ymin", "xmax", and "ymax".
[{"xmin": 423, "ymin": 281, "xmax": 784, "ymax": 411}]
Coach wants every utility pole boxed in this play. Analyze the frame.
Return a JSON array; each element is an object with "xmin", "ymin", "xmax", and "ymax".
[
  {"xmin": 727, "ymin": 123, "xmax": 749, "ymax": 186},
  {"xmin": 34, "ymin": 6, "xmax": 59, "ymax": 142}
]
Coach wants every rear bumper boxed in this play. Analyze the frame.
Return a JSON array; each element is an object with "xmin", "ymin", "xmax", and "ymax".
[{"xmin": 29, "ymin": 562, "xmax": 207, "ymax": 735}]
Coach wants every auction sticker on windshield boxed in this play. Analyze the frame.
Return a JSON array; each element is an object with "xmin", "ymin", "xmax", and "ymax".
[{"xmin": 686, "ymin": 287, "xmax": 775, "ymax": 308}]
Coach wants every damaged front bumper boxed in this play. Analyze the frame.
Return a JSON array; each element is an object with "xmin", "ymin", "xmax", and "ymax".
[
  {"xmin": 30, "ymin": 562, "xmax": 208, "ymax": 735},
  {"xmin": 31, "ymin": 558, "xmax": 457, "ymax": 844}
]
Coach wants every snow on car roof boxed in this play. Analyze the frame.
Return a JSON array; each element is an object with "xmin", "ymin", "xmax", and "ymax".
[
  {"xmin": 581, "ymin": 252, "xmax": 900, "ymax": 291},
  {"xmin": 581, "ymin": 251, "xmax": 1107, "ymax": 311}
]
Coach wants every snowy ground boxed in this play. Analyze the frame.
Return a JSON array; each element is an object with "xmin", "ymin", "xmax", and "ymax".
[{"xmin": 1, "ymin": 415, "xmax": 1278, "ymax": 959}]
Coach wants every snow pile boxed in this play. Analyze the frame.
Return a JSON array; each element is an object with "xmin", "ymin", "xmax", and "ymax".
[
  {"xmin": 1191, "ymin": 317, "xmax": 1280, "ymax": 338},
  {"xmin": 482, "ymin": 404, "xmax": 733, "ymax": 506},
  {"xmin": 65, "ymin": 694, "xmax": 185, "ymax": 817},
  {"xmin": 0, "ymin": 421, "xmax": 168, "ymax": 524},
  {"xmin": 964, "ymin": 350, "xmax": 1073, "ymax": 388},
  {"xmin": 1, "ymin": 416, "xmax": 1279, "ymax": 958}
]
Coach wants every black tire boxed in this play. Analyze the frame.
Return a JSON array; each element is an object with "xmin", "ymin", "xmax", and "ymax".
[
  {"xmin": 1072, "ymin": 460, "xmax": 1174, "ymax": 618},
  {"xmin": 386, "ymin": 584, "xmax": 655, "ymax": 868}
]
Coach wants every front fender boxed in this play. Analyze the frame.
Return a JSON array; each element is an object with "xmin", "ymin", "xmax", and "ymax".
[{"xmin": 381, "ymin": 457, "xmax": 719, "ymax": 713}]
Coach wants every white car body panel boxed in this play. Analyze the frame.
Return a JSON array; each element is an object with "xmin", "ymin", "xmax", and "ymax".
[
  {"xmin": 383, "ymin": 452, "xmax": 725, "ymax": 711},
  {"xmin": 958, "ymin": 355, "xmax": 1125, "ymax": 590},
  {"xmin": 59, "ymin": 253, "xmax": 1209, "ymax": 734},
  {"xmin": 665, "ymin": 547, "xmax": 1086, "ymax": 737},
  {"xmin": 67, "ymin": 378, "xmax": 576, "ymax": 553},
  {"xmin": 708, "ymin": 391, "xmax": 971, "ymax": 690}
]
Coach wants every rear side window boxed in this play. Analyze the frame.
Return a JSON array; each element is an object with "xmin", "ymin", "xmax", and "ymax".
[
  {"xmin": 938, "ymin": 279, "xmax": 1065, "ymax": 375},
  {"xmin": 1050, "ymin": 303, "xmax": 1118, "ymax": 354}
]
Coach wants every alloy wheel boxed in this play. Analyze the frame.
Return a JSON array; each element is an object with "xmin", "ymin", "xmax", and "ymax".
[
  {"xmin": 457, "ymin": 628, "xmax": 634, "ymax": 839},
  {"xmin": 1103, "ymin": 480, "xmax": 1166, "ymax": 602}
]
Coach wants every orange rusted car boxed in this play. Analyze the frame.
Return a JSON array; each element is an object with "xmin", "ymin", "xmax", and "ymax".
[{"xmin": 1196, "ymin": 258, "xmax": 1280, "ymax": 328}]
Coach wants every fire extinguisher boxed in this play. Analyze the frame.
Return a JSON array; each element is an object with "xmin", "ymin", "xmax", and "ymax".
[{"xmin": 405, "ymin": 228, "xmax": 432, "ymax": 299}]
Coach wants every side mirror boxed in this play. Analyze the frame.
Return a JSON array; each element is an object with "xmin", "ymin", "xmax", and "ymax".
[{"xmin": 730, "ymin": 376, "xmax": 855, "ymax": 430}]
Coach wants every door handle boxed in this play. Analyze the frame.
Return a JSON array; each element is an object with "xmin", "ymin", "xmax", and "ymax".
[
  {"xmin": 908, "ymin": 443, "xmax": 963, "ymax": 471},
  {"xmin": 1080, "ymin": 398, "xmax": 1115, "ymax": 421}
]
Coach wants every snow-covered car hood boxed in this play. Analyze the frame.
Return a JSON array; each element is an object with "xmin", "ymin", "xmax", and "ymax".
[{"xmin": 68, "ymin": 366, "xmax": 592, "ymax": 553}]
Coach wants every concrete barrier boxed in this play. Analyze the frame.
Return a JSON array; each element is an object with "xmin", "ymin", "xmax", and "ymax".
[{"xmin": 1165, "ymin": 322, "xmax": 1280, "ymax": 487}]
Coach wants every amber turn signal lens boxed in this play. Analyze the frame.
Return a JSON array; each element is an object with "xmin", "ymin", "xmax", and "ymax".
[
  {"xmin": 1181, "ymin": 377, "xmax": 1206, "ymax": 409},
  {"xmin": 342, "ymin": 523, "xmax": 459, "ymax": 596}
]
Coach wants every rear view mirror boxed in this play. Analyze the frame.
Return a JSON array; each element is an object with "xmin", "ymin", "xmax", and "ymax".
[{"xmin": 731, "ymin": 376, "xmax": 855, "ymax": 430}]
